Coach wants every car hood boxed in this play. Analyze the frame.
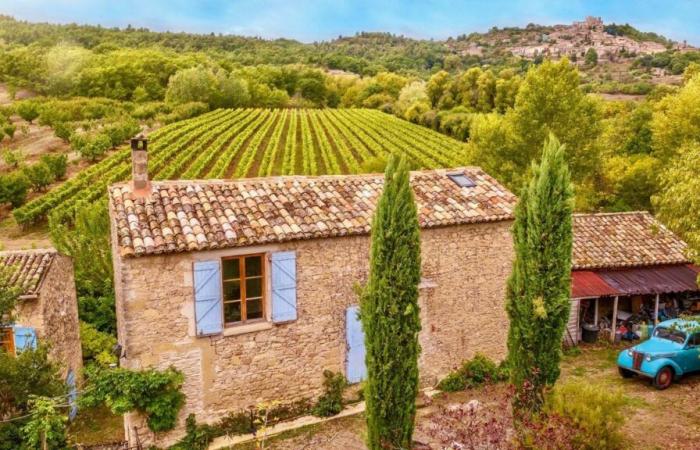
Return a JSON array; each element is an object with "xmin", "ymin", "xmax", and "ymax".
[{"xmin": 633, "ymin": 337, "xmax": 683, "ymax": 354}]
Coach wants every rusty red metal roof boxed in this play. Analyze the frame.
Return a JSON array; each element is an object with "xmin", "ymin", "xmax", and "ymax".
[
  {"xmin": 572, "ymin": 264, "xmax": 700, "ymax": 298},
  {"xmin": 599, "ymin": 265, "xmax": 700, "ymax": 296},
  {"xmin": 571, "ymin": 271, "xmax": 619, "ymax": 298}
]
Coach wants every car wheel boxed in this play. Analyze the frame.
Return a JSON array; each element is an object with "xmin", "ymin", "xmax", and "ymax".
[
  {"xmin": 618, "ymin": 367, "xmax": 634, "ymax": 378},
  {"xmin": 653, "ymin": 366, "xmax": 674, "ymax": 390}
]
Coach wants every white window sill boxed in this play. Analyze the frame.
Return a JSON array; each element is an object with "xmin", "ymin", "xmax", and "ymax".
[{"xmin": 222, "ymin": 321, "xmax": 273, "ymax": 337}]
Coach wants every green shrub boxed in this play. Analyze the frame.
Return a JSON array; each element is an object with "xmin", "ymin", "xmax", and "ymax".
[
  {"xmin": 80, "ymin": 366, "xmax": 185, "ymax": 433},
  {"xmin": 40, "ymin": 154, "xmax": 68, "ymax": 180},
  {"xmin": 158, "ymin": 101, "xmax": 209, "ymax": 124},
  {"xmin": 312, "ymin": 370, "xmax": 347, "ymax": 417},
  {"xmin": 53, "ymin": 122, "xmax": 73, "ymax": 142},
  {"xmin": 169, "ymin": 414, "xmax": 217, "ymax": 450},
  {"xmin": 103, "ymin": 119, "xmax": 140, "ymax": 147},
  {"xmin": 70, "ymin": 132, "xmax": 112, "ymax": 161},
  {"xmin": 79, "ymin": 321, "xmax": 117, "ymax": 368},
  {"xmin": 23, "ymin": 162, "xmax": 55, "ymax": 191},
  {"xmin": 215, "ymin": 398, "xmax": 312, "ymax": 437},
  {"xmin": 0, "ymin": 171, "xmax": 30, "ymax": 207},
  {"xmin": 437, "ymin": 353, "xmax": 507, "ymax": 392},
  {"xmin": 2, "ymin": 149, "xmax": 24, "ymax": 169},
  {"xmin": 16, "ymin": 101, "xmax": 39, "ymax": 123},
  {"xmin": 545, "ymin": 381, "xmax": 627, "ymax": 450},
  {"xmin": 2, "ymin": 124, "xmax": 16, "ymax": 140}
]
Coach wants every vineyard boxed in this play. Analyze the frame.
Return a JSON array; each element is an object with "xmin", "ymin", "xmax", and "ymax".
[{"xmin": 13, "ymin": 108, "xmax": 467, "ymax": 225}]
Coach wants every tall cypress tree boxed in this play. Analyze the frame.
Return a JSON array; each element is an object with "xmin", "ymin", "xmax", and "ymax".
[
  {"xmin": 506, "ymin": 134, "xmax": 574, "ymax": 414},
  {"xmin": 361, "ymin": 155, "xmax": 422, "ymax": 450}
]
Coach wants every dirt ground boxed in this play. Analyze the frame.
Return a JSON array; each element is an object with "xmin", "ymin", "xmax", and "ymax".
[{"xmin": 230, "ymin": 343, "xmax": 700, "ymax": 450}]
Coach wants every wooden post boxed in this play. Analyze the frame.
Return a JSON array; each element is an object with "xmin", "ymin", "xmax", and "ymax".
[
  {"xmin": 611, "ymin": 296, "xmax": 619, "ymax": 343},
  {"xmin": 654, "ymin": 293, "xmax": 660, "ymax": 326},
  {"xmin": 594, "ymin": 298, "xmax": 599, "ymax": 327}
]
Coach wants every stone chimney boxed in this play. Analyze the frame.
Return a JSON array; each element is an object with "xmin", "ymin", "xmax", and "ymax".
[{"xmin": 130, "ymin": 136, "xmax": 150, "ymax": 197}]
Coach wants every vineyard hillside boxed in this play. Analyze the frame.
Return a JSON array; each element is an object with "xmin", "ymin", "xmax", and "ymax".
[{"xmin": 13, "ymin": 108, "xmax": 467, "ymax": 226}]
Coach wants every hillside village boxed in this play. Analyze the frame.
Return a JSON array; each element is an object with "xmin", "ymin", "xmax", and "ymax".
[{"xmin": 1, "ymin": 9, "xmax": 700, "ymax": 450}]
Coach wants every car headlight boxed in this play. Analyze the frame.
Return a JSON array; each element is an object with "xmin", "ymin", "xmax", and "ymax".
[
  {"xmin": 627, "ymin": 349, "xmax": 633, "ymax": 357},
  {"xmin": 645, "ymin": 355, "xmax": 652, "ymax": 362}
]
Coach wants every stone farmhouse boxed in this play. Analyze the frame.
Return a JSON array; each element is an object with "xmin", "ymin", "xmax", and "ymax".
[
  {"xmin": 0, "ymin": 249, "xmax": 82, "ymax": 382},
  {"xmin": 109, "ymin": 140, "xmax": 518, "ymax": 445},
  {"xmin": 109, "ymin": 140, "xmax": 699, "ymax": 445}
]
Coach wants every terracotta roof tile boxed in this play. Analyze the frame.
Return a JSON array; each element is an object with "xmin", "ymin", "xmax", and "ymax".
[
  {"xmin": 573, "ymin": 212, "xmax": 690, "ymax": 270},
  {"xmin": 109, "ymin": 167, "xmax": 517, "ymax": 258},
  {"xmin": 0, "ymin": 249, "xmax": 57, "ymax": 297}
]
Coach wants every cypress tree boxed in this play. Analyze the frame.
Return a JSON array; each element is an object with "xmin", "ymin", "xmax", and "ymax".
[
  {"xmin": 506, "ymin": 134, "xmax": 574, "ymax": 414},
  {"xmin": 361, "ymin": 155, "xmax": 422, "ymax": 450}
]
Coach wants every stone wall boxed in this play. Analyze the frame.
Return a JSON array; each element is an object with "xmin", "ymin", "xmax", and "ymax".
[
  {"xmin": 15, "ymin": 254, "xmax": 82, "ymax": 379},
  {"xmin": 114, "ymin": 221, "xmax": 513, "ymax": 446}
]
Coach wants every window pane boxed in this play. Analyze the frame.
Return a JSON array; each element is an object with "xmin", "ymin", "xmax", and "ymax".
[
  {"xmin": 224, "ymin": 302, "xmax": 241, "ymax": 323},
  {"xmin": 222, "ymin": 259, "xmax": 240, "ymax": 280},
  {"xmin": 247, "ymin": 299, "xmax": 263, "ymax": 319},
  {"xmin": 245, "ymin": 256, "xmax": 263, "ymax": 277},
  {"xmin": 223, "ymin": 280, "xmax": 241, "ymax": 301},
  {"xmin": 246, "ymin": 277, "xmax": 262, "ymax": 298}
]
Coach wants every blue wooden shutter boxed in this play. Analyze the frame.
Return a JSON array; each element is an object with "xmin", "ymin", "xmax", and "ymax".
[
  {"xmin": 345, "ymin": 306, "xmax": 367, "ymax": 383},
  {"xmin": 66, "ymin": 369, "xmax": 78, "ymax": 420},
  {"xmin": 271, "ymin": 251, "xmax": 297, "ymax": 323},
  {"xmin": 13, "ymin": 326, "xmax": 37, "ymax": 352},
  {"xmin": 193, "ymin": 260, "xmax": 223, "ymax": 336}
]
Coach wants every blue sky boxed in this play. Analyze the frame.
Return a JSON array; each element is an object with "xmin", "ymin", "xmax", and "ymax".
[{"xmin": 1, "ymin": 0, "xmax": 699, "ymax": 45}]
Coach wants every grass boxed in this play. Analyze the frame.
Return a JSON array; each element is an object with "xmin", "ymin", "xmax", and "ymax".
[{"xmin": 67, "ymin": 405, "xmax": 124, "ymax": 446}]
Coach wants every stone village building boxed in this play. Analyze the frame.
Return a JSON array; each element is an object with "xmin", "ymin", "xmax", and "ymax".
[
  {"xmin": 109, "ymin": 139, "xmax": 518, "ymax": 445},
  {"xmin": 0, "ymin": 249, "xmax": 83, "ymax": 384},
  {"xmin": 109, "ymin": 140, "xmax": 698, "ymax": 445}
]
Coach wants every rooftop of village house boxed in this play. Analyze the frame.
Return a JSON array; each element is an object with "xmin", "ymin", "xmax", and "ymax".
[
  {"xmin": 0, "ymin": 249, "xmax": 58, "ymax": 298},
  {"xmin": 108, "ymin": 167, "xmax": 518, "ymax": 257},
  {"xmin": 572, "ymin": 211, "xmax": 691, "ymax": 270}
]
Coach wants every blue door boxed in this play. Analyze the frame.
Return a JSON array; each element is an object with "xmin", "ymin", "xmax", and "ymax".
[{"xmin": 345, "ymin": 306, "xmax": 366, "ymax": 383}]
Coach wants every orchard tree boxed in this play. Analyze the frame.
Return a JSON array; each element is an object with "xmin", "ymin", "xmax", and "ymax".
[
  {"xmin": 467, "ymin": 59, "xmax": 601, "ymax": 192},
  {"xmin": 651, "ymin": 74, "xmax": 700, "ymax": 162},
  {"xmin": 506, "ymin": 134, "xmax": 574, "ymax": 415},
  {"xmin": 653, "ymin": 142, "xmax": 700, "ymax": 263},
  {"xmin": 361, "ymin": 155, "xmax": 422, "ymax": 450}
]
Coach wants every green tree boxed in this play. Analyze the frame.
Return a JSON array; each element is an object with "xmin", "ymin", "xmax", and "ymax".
[
  {"xmin": 506, "ymin": 134, "xmax": 574, "ymax": 415},
  {"xmin": 361, "ymin": 156, "xmax": 422, "ymax": 450},
  {"xmin": 49, "ymin": 201, "xmax": 113, "ymax": 295},
  {"xmin": 0, "ymin": 171, "xmax": 30, "ymax": 208},
  {"xmin": 165, "ymin": 66, "xmax": 219, "ymax": 106},
  {"xmin": 651, "ymin": 74, "xmax": 700, "ymax": 162},
  {"xmin": 22, "ymin": 162, "xmax": 55, "ymax": 192},
  {"xmin": 22, "ymin": 396, "xmax": 67, "ymax": 450},
  {"xmin": 584, "ymin": 47, "xmax": 598, "ymax": 67},
  {"xmin": 0, "ymin": 266, "xmax": 20, "ymax": 326},
  {"xmin": 508, "ymin": 58, "xmax": 601, "ymax": 189},
  {"xmin": 40, "ymin": 154, "xmax": 68, "ymax": 181},
  {"xmin": 0, "ymin": 346, "xmax": 65, "ymax": 449},
  {"xmin": 426, "ymin": 70, "xmax": 451, "ymax": 107},
  {"xmin": 653, "ymin": 142, "xmax": 700, "ymax": 263}
]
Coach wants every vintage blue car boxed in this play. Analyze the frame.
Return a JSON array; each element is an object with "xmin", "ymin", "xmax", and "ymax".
[{"xmin": 617, "ymin": 318, "xmax": 700, "ymax": 389}]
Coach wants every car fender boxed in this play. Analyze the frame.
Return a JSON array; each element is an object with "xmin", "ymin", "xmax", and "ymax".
[{"xmin": 646, "ymin": 358, "xmax": 684, "ymax": 379}]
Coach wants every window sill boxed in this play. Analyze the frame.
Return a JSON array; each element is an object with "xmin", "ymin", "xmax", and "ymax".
[{"xmin": 223, "ymin": 321, "xmax": 273, "ymax": 337}]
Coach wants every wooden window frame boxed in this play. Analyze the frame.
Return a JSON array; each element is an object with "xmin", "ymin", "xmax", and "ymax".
[
  {"xmin": 221, "ymin": 254, "xmax": 266, "ymax": 327},
  {"xmin": 0, "ymin": 327, "xmax": 14, "ymax": 356}
]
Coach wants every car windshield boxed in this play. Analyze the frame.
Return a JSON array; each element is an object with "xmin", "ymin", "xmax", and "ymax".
[{"xmin": 653, "ymin": 326, "xmax": 687, "ymax": 344}]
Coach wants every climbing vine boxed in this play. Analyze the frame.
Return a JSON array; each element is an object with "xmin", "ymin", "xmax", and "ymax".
[{"xmin": 80, "ymin": 366, "xmax": 185, "ymax": 433}]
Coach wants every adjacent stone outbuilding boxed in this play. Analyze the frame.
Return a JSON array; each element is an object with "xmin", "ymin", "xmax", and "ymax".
[
  {"xmin": 108, "ymin": 165, "xmax": 517, "ymax": 446},
  {"xmin": 0, "ymin": 249, "xmax": 82, "ymax": 380}
]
